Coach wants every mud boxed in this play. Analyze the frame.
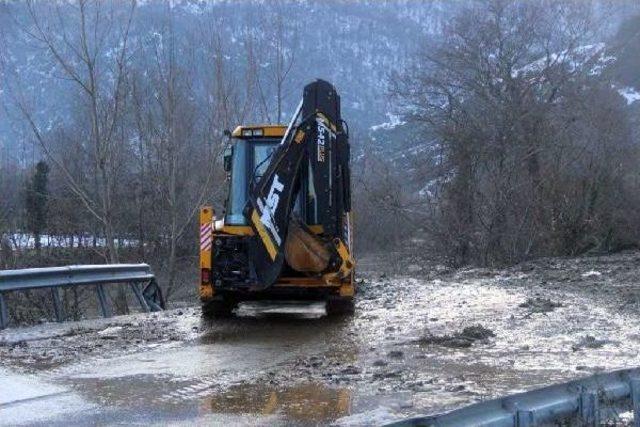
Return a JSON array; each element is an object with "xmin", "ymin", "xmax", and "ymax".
[
  {"xmin": 2, "ymin": 250, "xmax": 640, "ymax": 425},
  {"xmin": 416, "ymin": 324, "xmax": 496, "ymax": 349},
  {"xmin": 518, "ymin": 297, "xmax": 563, "ymax": 313}
]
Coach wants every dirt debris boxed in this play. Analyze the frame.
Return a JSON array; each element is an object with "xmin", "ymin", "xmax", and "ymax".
[
  {"xmin": 0, "ymin": 308, "xmax": 201, "ymax": 368},
  {"xmin": 571, "ymin": 335, "xmax": 610, "ymax": 352},
  {"xmin": 416, "ymin": 324, "xmax": 496, "ymax": 349},
  {"xmin": 460, "ymin": 325, "xmax": 496, "ymax": 340},
  {"xmin": 518, "ymin": 297, "xmax": 563, "ymax": 313}
]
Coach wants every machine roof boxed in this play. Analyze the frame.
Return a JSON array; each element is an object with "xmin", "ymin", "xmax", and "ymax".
[{"xmin": 231, "ymin": 124, "xmax": 286, "ymax": 138}]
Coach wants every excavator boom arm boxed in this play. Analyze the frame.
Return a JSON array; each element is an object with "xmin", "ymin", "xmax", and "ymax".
[{"xmin": 243, "ymin": 80, "xmax": 352, "ymax": 288}]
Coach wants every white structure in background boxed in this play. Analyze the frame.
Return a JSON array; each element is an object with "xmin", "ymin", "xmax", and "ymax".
[{"xmin": 5, "ymin": 233, "xmax": 139, "ymax": 250}]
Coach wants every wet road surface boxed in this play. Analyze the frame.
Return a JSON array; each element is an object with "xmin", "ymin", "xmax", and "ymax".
[{"xmin": 3, "ymin": 252, "xmax": 640, "ymax": 425}]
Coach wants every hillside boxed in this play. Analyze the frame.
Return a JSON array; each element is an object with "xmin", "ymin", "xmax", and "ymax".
[{"xmin": 0, "ymin": 0, "xmax": 465, "ymax": 161}]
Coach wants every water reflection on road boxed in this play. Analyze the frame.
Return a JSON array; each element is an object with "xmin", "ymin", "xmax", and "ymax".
[
  {"xmin": 193, "ymin": 302, "xmax": 355, "ymax": 424},
  {"xmin": 203, "ymin": 382, "xmax": 351, "ymax": 424},
  {"xmin": 30, "ymin": 302, "xmax": 360, "ymax": 426}
]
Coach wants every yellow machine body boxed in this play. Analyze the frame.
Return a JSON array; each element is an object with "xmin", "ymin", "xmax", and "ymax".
[{"xmin": 199, "ymin": 124, "xmax": 355, "ymax": 315}]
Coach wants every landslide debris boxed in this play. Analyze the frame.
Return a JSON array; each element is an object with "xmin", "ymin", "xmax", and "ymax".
[
  {"xmin": 518, "ymin": 297, "xmax": 563, "ymax": 313},
  {"xmin": 416, "ymin": 324, "xmax": 496, "ymax": 349},
  {"xmin": 571, "ymin": 335, "xmax": 609, "ymax": 352}
]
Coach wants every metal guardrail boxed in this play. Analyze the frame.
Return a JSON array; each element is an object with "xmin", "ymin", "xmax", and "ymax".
[
  {"xmin": 0, "ymin": 264, "xmax": 165, "ymax": 329},
  {"xmin": 387, "ymin": 367, "xmax": 640, "ymax": 427}
]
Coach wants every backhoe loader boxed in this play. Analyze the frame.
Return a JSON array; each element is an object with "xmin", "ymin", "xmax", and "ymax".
[{"xmin": 199, "ymin": 80, "xmax": 355, "ymax": 317}]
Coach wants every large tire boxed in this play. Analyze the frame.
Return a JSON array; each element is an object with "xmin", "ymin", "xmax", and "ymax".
[
  {"xmin": 202, "ymin": 296, "xmax": 237, "ymax": 319},
  {"xmin": 326, "ymin": 296, "xmax": 355, "ymax": 316}
]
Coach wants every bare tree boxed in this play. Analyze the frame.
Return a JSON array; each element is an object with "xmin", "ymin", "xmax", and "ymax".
[
  {"xmin": 392, "ymin": 0, "xmax": 636, "ymax": 266},
  {"xmin": 131, "ymin": 7, "xmax": 224, "ymax": 300},
  {"xmin": 12, "ymin": 0, "xmax": 136, "ymax": 266},
  {"xmin": 255, "ymin": 3, "xmax": 298, "ymax": 123}
]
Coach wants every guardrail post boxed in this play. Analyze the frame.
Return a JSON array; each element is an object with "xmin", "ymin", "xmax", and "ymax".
[
  {"xmin": 51, "ymin": 287, "xmax": 64, "ymax": 322},
  {"xmin": 96, "ymin": 284, "xmax": 112, "ymax": 318},
  {"xmin": 0, "ymin": 292, "xmax": 7, "ymax": 329},
  {"xmin": 143, "ymin": 279, "xmax": 165, "ymax": 311},
  {"xmin": 516, "ymin": 409, "xmax": 535, "ymax": 427},
  {"xmin": 579, "ymin": 390, "xmax": 599, "ymax": 427},
  {"xmin": 630, "ymin": 379, "xmax": 640, "ymax": 427},
  {"xmin": 129, "ymin": 282, "xmax": 149, "ymax": 312}
]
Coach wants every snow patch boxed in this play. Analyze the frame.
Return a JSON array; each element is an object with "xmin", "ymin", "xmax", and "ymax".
[
  {"xmin": 513, "ymin": 43, "xmax": 615, "ymax": 78},
  {"xmin": 581, "ymin": 270, "xmax": 602, "ymax": 278},
  {"xmin": 4, "ymin": 232, "xmax": 139, "ymax": 250},
  {"xmin": 618, "ymin": 87, "xmax": 640, "ymax": 105},
  {"xmin": 418, "ymin": 178, "xmax": 439, "ymax": 198},
  {"xmin": 370, "ymin": 113, "xmax": 406, "ymax": 132},
  {"xmin": 97, "ymin": 326, "xmax": 124, "ymax": 337}
]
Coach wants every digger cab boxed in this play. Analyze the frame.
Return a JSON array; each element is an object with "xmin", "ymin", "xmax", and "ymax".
[{"xmin": 223, "ymin": 125, "xmax": 321, "ymax": 228}]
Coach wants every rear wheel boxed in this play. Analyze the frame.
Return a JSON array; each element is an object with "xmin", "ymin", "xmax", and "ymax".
[
  {"xmin": 326, "ymin": 295, "xmax": 355, "ymax": 316},
  {"xmin": 202, "ymin": 295, "xmax": 238, "ymax": 318}
]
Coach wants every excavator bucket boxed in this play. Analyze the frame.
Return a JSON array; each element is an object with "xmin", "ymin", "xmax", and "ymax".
[{"xmin": 284, "ymin": 219, "xmax": 331, "ymax": 273}]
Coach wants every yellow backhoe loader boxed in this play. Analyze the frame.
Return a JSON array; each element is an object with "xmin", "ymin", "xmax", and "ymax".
[{"xmin": 199, "ymin": 80, "xmax": 355, "ymax": 317}]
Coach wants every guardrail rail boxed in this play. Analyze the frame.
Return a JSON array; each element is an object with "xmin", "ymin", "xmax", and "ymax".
[
  {"xmin": 0, "ymin": 264, "xmax": 165, "ymax": 329},
  {"xmin": 387, "ymin": 367, "xmax": 640, "ymax": 427}
]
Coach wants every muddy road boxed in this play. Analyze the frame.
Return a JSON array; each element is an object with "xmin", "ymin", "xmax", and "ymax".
[{"xmin": 2, "ymin": 251, "xmax": 640, "ymax": 426}]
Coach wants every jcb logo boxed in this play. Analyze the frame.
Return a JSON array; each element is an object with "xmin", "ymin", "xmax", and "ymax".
[{"xmin": 257, "ymin": 174, "xmax": 284, "ymax": 245}]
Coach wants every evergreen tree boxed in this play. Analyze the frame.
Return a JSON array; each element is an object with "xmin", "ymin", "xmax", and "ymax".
[{"xmin": 25, "ymin": 161, "xmax": 49, "ymax": 251}]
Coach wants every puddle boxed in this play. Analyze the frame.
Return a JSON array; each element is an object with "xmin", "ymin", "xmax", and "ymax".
[{"xmin": 201, "ymin": 382, "xmax": 351, "ymax": 424}]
